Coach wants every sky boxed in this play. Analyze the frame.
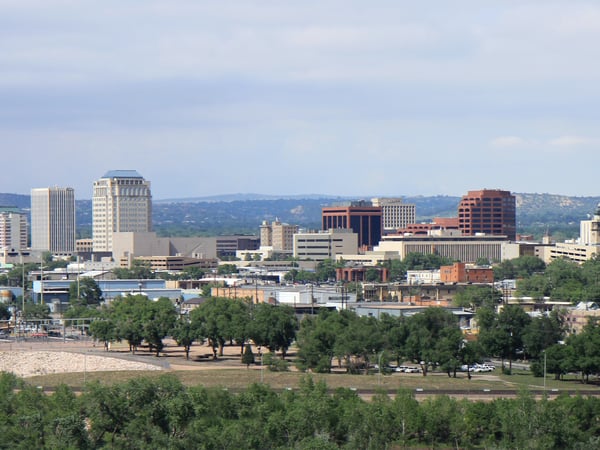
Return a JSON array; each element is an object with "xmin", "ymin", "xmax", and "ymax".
[{"xmin": 1, "ymin": 0, "xmax": 600, "ymax": 200}]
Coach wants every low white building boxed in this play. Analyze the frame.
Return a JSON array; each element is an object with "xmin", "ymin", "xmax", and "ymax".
[
  {"xmin": 406, "ymin": 269, "xmax": 441, "ymax": 285},
  {"xmin": 293, "ymin": 229, "xmax": 358, "ymax": 261}
]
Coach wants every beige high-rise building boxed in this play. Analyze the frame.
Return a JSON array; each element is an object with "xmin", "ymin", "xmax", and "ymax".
[
  {"xmin": 580, "ymin": 203, "xmax": 600, "ymax": 246},
  {"xmin": 371, "ymin": 198, "xmax": 416, "ymax": 232},
  {"xmin": 92, "ymin": 170, "xmax": 152, "ymax": 252},
  {"xmin": 0, "ymin": 207, "xmax": 28, "ymax": 250},
  {"xmin": 30, "ymin": 187, "xmax": 75, "ymax": 253},
  {"xmin": 259, "ymin": 219, "xmax": 298, "ymax": 253}
]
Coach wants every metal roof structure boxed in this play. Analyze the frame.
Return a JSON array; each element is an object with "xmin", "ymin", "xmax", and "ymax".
[{"xmin": 101, "ymin": 170, "xmax": 143, "ymax": 179}]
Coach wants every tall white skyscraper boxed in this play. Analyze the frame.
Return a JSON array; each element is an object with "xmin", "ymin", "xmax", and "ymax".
[
  {"xmin": 30, "ymin": 187, "xmax": 76, "ymax": 253},
  {"xmin": 0, "ymin": 207, "xmax": 28, "ymax": 250},
  {"xmin": 92, "ymin": 170, "xmax": 152, "ymax": 252}
]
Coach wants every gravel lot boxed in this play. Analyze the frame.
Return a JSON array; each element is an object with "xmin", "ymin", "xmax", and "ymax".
[{"xmin": 0, "ymin": 350, "xmax": 164, "ymax": 378}]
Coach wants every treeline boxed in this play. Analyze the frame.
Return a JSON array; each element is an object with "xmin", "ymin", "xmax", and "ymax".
[
  {"xmin": 89, "ymin": 295, "xmax": 298, "ymax": 362},
  {"xmin": 512, "ymin": 256, "xmax": 600, "ymax": 303},
  {"xmin": 86, "ymin": 294, "xmax": 573, "ymax": 381},
  {"xmin": 1, "ymin": 372, "xmax": 600, "ymax": 449}
]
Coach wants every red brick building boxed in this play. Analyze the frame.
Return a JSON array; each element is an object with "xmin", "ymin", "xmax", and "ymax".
[
  {"xmin": 440, "ymin": 262, "xmax": 494, "ymax": 284},
  {"xmin": 457, "ymin": 189, "xmax": 516, "ymax": 240}
]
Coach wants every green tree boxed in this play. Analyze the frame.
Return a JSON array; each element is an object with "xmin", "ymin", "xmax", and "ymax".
[
  {"xmin": 110, "ymin": 295, "xmax": 149, "ymax": 353},
  {"xmin": 460, "ymin": 340, "xmax": 484, "ymax": 380},
  {"xmin": 480, "ymin": 305, "xmax": 531, "ymax": 372},
  {"xmin": 171, "ymin": 318, "xmax": 199, "ymax": 360},
  {"xmin": 283, "ymin": 269, "xmax": 317, "ymax": 283},
  {"xmin": 522, "ymin": 309, "xmax": 566, "ymax": 360},
  {"xmin": 217, "ymin": 264, "xmax": 238, "ymax": 275},
  {"xmin": 541, "ymin": 343, "xmax": 571, "ymax": 380},
  {"xmin": 0, "ymin": 303, "xmax": 11, "ymax": 321},
  {"xmin": 404, "ymin": 307, "xmax": 459, "ymax": 375},
  {"xmin": 113, "ymin": 260, "xmax": 156, "ymax": 279},
  {"xmin": 296, "ymin": 310, "xmax": 350, "ymax": 373},
  {"xmin": 379, "ymin": 313, "xmax": 409, "ymax": 366},
  {"xmin": 4, "ymin": 263, "xmax": 37, "ymax": 287},
  {"xmin": 69, "ymin": 277, "xmax": 103, "ymax": 306},
  {"xmin": 249, "ymin": 303, "xmax": 298, "ymax": 358},
  {"xmin": 567, "ymin": 318, "xmax": 600, "ymax": 383},
  {"xmin": 22, "ymin": 302, "xmax": 50, "ymax": 321},
  {"xmin": 181, "ymin": 266, "xmax": 205, "ymax": 280},
  {"xmin": 335, "ymin": 315, "xmax": 384, "ymax": 374},
  {"xmin": 242, "ymin": 344, "xmax": 255, "ymax": 368},
  {"xmin": 62, "ymin": 304, "xmax": 102, "ymax": 324},
  {"xmin": 380, "ymin": 258, "xmax": 407, "ymax": 282},
  {"xmin": 403, "ymin": 252, "xmax": 453, "ymax": 271},
  {"xmin": 453, "ymin": 285, "xmax": 502, "ymax": 310},
  {"xmin": 364, "ymin": 267, "xmax": 381, "ymax": 282},
  {"xmin": 436, "ymin": 325, "xmax": 465, "ymax": 378},
  {"xmin": 190, "ymin": 297, "xmax": 233, "ymax": 358},
  {"xmin": 143, "ymin": 297, "xmax": 178, "ymax": 356},
  {"xmin": 89, "ymin": 319, "xmax": 116, "ymax": 351},
  {"xmin": 315, "ymin": 259, "xmax": 339, "ymax": 282}
]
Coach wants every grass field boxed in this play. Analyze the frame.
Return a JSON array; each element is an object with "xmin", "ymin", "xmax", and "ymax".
[
  {"xmin": 24, "ymin": 366, "xmax": 600, "ymax": 395},
  {"xmin": 10, "ymin": 339, "xmax": 600, "ymax": 396}
]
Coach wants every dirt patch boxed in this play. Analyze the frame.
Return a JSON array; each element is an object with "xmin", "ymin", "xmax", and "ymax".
[{"xmin": 0, "ymin": 350, "xmax": 163, "ymax": 378}]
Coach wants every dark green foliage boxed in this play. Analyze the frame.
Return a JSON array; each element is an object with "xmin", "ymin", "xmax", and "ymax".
[
  {"xmin": 404, "ymin": 307, "xmax": 459, "ymax": 375},
  {"xmin": 242, "ymin": 344, "xmax": 255, "ymax": 367},
  {"xmin": 516, "ymin": 256, "xmax": 600, "ymax": 303},
  {"xmin": 190, "ymin": 297, "xmax": 252, "ymax": 358},
  {"xmin": 3, "ymin": 372, "xmax": 600, "ymax": 449},
  {"xmin": 296, "ymin": 310, "xmax": 349, "ymax": 373},
  {"xmin": 248, "ymin": 303, "xmax": 298, "ymax": 358},
  {"xmin": 217, "ymin": 264, "xmax": 238, "ymax": 275},
  {"xmin": 172, "ymin": 318, "xmax": 199, "ymax": 360},
  {"xmin": 494, "ymin": 255, "xmax": 546, "ymax": 280},
  {"xmin": 112, "ymin": 260, "xmax": 156, "ymax": 280},
  {"xmin": 22, "ymin": 302, "xmax": 51, "ymax": 321},
  {"xmin": 0, "ymin": 302, "xmax": 11, "ymax": 321},
  {"xmin": 89, "ymin": 294, "xmax": 178, "ymax": 355},
  {"xmin": 453, "ymin": 285, "xmax": 502, "ymax": 309},
  {"xmin": 68, "ymin": 277, "xmax": 103, "ymax": 306}
]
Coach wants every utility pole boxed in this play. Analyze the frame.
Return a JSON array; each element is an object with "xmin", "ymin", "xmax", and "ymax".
[
  {"xmin": 20, "ymin": 253, "xmax": 25, "ymax": 323},
  {"xmin": 40, "ymin": 256, "xmax": 44, "ymax": 305}
]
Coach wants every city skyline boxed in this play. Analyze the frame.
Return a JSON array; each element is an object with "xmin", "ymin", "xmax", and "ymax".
[{"xmin": 2, "ymin": 1, "xmax": 600, "ymax": 199}]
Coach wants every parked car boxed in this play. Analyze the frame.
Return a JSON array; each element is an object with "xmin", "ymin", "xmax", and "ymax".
[
  {"xmin": 404, "ymin": 366, "xmax": 421, "ymax": 373},
  {"xmin": 472, "ymin": 364, "xmax": 495, "ymax": 372}
]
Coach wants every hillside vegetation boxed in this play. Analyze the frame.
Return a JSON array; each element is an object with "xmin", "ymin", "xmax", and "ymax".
[{"xmin": 2, "ymin": 192, "xmax": 599, "ymax": 239}]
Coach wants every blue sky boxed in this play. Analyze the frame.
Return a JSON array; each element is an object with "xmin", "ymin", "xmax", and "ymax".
[{"xmin": 1, "ymin": 1, "xmax": 599, "ymax": 199}]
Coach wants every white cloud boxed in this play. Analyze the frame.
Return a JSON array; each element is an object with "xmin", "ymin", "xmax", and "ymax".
[
  {"xmin": 548, "ymin": 136, "xmax": 596, "ymax": 147},
  {"xmin": 490, "ymin": 136, "xmax": 528, "ymax": 148}
]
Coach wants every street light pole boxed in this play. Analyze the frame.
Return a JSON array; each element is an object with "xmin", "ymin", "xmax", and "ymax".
[
  {"xmin": 543, "ymin": 350, "xmax": 547, "ymax": 393},
  {"xmin": 20, "ymin": 253, "xmax": 25, "ymax": 324},
  {"xmin": 378, "ymin": 351, "xmax": 383, "ymax": 386}
]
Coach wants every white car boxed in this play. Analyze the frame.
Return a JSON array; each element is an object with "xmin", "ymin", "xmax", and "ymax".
[{"xmin": 403, "ymin": 366, "xmax": 421, "ymax": 373}]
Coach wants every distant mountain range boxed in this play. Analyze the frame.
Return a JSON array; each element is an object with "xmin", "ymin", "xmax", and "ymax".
[{"xmin": 2, "ymin": 192, "xmax": 599, "ymax": 240}]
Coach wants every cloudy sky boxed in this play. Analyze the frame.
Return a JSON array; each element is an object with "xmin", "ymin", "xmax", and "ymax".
[{"xmin": 1, "ymin": 1, "xmax": 599, "ymax": 199}]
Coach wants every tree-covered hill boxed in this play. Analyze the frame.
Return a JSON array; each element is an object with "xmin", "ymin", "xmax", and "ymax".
[{"xmin": 0, "ymin": 193, "xmax": 29, "ymax": 209}]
